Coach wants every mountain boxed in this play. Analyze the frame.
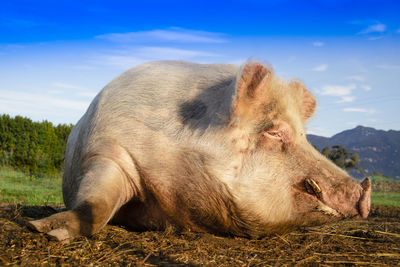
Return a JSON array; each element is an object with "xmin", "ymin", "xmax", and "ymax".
[{"xmin": 307, "ymin": 126, "xmax": 400, "ymax": 180}]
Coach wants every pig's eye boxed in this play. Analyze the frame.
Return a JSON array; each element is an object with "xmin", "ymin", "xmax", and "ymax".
[
  {"xmin": 265, "ymin": 130, "xmax": 280, "ymax": 137},
  {"xmin": 304, "ymin": 178, "xmax": 323, "ymax": 199},
  {"xmin": 263, "ymin": 130, "xmax": 283, "ymax": 140},
  {"xmin": 261, "ymin": 122, "xmax": 292, "ymax": 144}
]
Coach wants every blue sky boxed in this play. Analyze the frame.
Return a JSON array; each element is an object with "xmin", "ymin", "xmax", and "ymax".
[{"xmin": 1, "ymin": 0, "xmax": 399, "ymax": 136}]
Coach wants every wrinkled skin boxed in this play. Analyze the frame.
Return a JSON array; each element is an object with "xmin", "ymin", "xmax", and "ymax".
[{"xmin": 28, "ymin": 61, "xmax": 371, "ymax": 243}]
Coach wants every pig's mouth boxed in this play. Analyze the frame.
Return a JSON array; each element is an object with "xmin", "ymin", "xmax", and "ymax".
[
  {"xmin": 304, "ymin": 178, "xmax": 344, "ymax": 218},
  {"xmin": 316, "ymin": 201, "xmax": 343, "ymax": 218},
  {"xmin": 304, "ymin": 177, "xmax": 371, "ymax": 219}
]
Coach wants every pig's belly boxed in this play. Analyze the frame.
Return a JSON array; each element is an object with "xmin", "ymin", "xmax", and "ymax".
[
  {"xmin": 111, "ymin": 196, "xmax": 211, "ymax": 233},
  {"xmin": 111, "ymin": 198, "xmax": 168, "ymax": 231}
]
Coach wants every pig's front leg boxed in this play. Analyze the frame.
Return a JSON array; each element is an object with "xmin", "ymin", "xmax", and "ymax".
[{"xmin": 28, "ymin": 157, "xmax": 136, "ymax": 243}]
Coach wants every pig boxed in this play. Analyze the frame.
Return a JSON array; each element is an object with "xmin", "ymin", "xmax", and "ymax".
[{"xmin": 28, "ymin": 61, "xmax": 371, "ymax": 243}]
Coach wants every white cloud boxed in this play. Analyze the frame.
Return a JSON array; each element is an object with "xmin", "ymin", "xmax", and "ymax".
[
  {"xmin": 377, "ymin": 64, "xmax": 400, "ymax": 70},
  {"xmin": 313, "ymin": 41, "xmax": 324, "ymax": 47},
  {"xmin": 346, "ymin": 75, "xmax": 365, "ymax": 82},
  {"xmin": 337, "ymin": 96, "xmax": 356, "ymax": 103},
  {"xmin": 0, "ymin": 89, "xmax": 90, "ymax": 124},
  {"xmin": 288, "ymin": 56, "xmax": 296, "ymax": 63},
  {"xmin": 343, "ymin": 107, "xmax": 376, "ymax": 114},
  {"xmin": 346, "ymin": 122, "xmax": 359, "ymax": 128},
  {"xmin": 90, "ymin": 47, "xmax": 220, "ymax": 68},
  {"xmin": 319, "ymin": 84, "xmax": 356, "ymax": 96},
  {"xmin": 77, "ymin": 91, "xmax": 97, "ymax": 98},
  {"xmin": 358, "ymin": 23, "xmax": 386, "ymax": 34},
  {"xmin": 137, "ymin": 46, "xmax": 219, "ymax": 58},
  {"xmin": 306, "ymin": 127, "xmax": 329, "ymax": 136},
  {"xmin": 51, "ymin": 82, "xmax": 96, "ymax": 98},
  {"xmin": 361, "ymin": 85, "xmax": 371, "ymax": 91},
  {"xmin": 90, "ymin": 54, "xmax": 143, "ymax": 68},
  {"xmin": 368, "ymin": 36, "xmax": 384, "ymax": 41},
  {"xmin": 72, "ymin": 65, "xmax": 95, "ymax": 70},
  {"xmin": 96, "ymin": 28, "xmax": 227, "ymax": 43},
  {"xmin": 313, "ymin": 64, "xmax": 328, "ymax": 71},
  {"xmin": 52, "ymin": 82, "xmax": 87, "ymax": 90},
  {"xmin": 47, "ymin": 89, "xmax": 64, "ymax": 95},
  {"xmin": 0, "ymin": 90, "xmax": 89, "ymax": 111}
]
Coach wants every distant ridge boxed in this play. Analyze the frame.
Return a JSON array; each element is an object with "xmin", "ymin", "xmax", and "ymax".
[{"xmin": 307, "ymin": 126, "xmax": 400, "ymax": 179}]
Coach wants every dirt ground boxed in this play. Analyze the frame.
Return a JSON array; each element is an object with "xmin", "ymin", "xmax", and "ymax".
[{"xmin": 0, "ymin": 204, "xmax": 399, "ymax": 266}]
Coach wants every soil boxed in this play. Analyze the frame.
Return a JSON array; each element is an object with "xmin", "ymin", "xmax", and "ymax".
[{"xmin": 0, "ymin": 204, "xmax": 399, "ymax": 266}]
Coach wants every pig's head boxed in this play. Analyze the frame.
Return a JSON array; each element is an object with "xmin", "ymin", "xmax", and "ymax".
[{"xmin": 227, "ymin": 62, "xmax": 371, "ymax": 232}]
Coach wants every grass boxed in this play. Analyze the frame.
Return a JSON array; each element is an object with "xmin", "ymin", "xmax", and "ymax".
[
  {"xmin": 0, "ymin": 167, "xmax": 63, "ymax": 205},
  {"xmin": 372, "ymin": 192, "xmax": 400, "ymax": 207},
  {"xmin": 370, "ymin": 174, "xmax": 400, "ymax": 207}
]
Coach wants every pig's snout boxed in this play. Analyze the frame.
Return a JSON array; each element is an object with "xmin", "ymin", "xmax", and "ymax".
[{"xmin": 358, "ymin": 178, "xmax": 371, "ymax": 218}]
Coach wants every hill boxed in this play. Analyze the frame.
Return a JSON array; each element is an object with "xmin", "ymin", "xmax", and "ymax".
[{"xmin": 308, "ymin": 126, "xmax": 400, "ymax": 180}]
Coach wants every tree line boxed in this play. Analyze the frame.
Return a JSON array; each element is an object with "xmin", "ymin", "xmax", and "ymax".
[{"xmin": 0, "ymin": 114, "xmax": 73, "ymax": 178}]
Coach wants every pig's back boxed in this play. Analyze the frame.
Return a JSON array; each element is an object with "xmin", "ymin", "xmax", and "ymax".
[
  {"xmin": 66, "ymin": 61, "xmax": 239, "ymax": 165},
  {"xmin": 93, "ymin": 61, "xmax": 238, "ymax": 134}
]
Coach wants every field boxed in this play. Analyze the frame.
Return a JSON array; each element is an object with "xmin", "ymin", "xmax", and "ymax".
[
  {"xmin": 1, "ymin": 168, "xmax": 400, "ymax": 266},
  {"xmin": 0, "ymin": 168, "xmax": 63, "ymax": 205}
]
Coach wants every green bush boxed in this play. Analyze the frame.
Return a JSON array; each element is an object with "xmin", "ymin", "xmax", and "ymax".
[{"xmin": 0, "ymin": 114, "xmax": 73, "ymax": 178}]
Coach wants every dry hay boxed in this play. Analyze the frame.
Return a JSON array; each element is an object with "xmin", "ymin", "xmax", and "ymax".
[{"xmin": 0, "ymin": 204, "xmax": 399, "ymax": 266}]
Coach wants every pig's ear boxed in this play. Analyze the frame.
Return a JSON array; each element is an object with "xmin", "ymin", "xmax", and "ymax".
[
  {"xmin": 233, "ymin": 62, "xmax": 271, "ymax": 117},
  {"xmin": 290, "ymin": 81, "xmax": 316, "ymax": 120},
  {"xmin": 302, "ymin": 87, "xmax": 316, "ymax": 120}
]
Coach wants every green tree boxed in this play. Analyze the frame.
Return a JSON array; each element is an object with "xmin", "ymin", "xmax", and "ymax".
[
  {"xmin": 321, "ymin": 145, "xmax": 360, "ymax": 171},
  {"xmin": 0, "ymin": 114, "xmax": 74, "ymax": 178},
  {"xmin": 322, "ymin": 146, "xmax": 330, "ymax": 157}
]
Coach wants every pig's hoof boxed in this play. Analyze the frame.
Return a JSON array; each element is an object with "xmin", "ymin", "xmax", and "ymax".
[
  {"xmin": 27, "ymin": 219, "xmax": 52, "ymax": 233},
  {"xmin": 47, "ymin": 228, "xmax": 72, "ymax": 244},
  {"xmin": 27, "ymin": 214, "xmax": 77, "ymax": 243},
  {"xmin": 28, "ymin": 220, "xmax": 73, "ymax": 244}
]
